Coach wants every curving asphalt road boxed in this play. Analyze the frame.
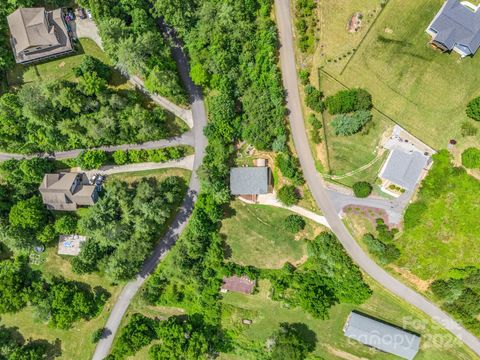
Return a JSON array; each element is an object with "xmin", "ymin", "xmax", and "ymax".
[
  {"xmin": 0, "ymin": 131, "xmax": 194, "ymax": 162},
  {"xmin": 91, "ymin": 28, "xmax": 207, "ymax": 360},
  {"xmin": 274, "ymin": 0, "xmax": 480, "ymax": 357}
]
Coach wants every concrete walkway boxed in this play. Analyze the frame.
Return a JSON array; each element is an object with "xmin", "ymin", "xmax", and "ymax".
[
  {"xmin": 253, "ymin": 193, "xmax": 331, "ymax": 229},
  {"xmin": 84, "ymin": 155, "xmax": 194, "ymax": 178},
  {"xmin": 274, "ymin": 0, "xmax": 480, "ymax": 356}
]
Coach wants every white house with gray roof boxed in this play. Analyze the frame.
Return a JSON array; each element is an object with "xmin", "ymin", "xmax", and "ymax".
[
  {"xmin": 379, "ymin": 150, "xmax": 430, "ymax": 193},
  {"xmin": 230, "ymin": 167, "xmax": 272, "ymax": 202},
  {"xmin": 426, "ymin": 0, "xmax": 480, "ymax": 57},
  {"xmin": 344, "ymin": 312, "xmax": 421, "ymax": 360}
]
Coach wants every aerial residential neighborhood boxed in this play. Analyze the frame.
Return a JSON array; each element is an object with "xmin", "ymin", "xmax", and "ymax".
[{"xmin": 0, "ymin": 0, "xmax": 479, "ymax": 360}]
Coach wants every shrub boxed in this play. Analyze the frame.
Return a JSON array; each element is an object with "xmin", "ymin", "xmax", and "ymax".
[
  {"xmin": 461, "ymin": 147, "xmax": 480, "ymax": 169},
  {"xmin": 92, "ymin": 328, "xmax": 104, "ymax": 343},
  {"xmin": 466, "ymin": 97, "xmax": 480, "ymax": 121},
  {"xmin": 284, "ymin": 215, "xmax": 306, "ymax": 233},
  {"xmin": 112, "ymin": 150, "xmax": 128, "ymax": 165},
  {"xmin": 76, "ymin": 150, "xmax": 107, "ymax": 170},
  {"xmin": 331, "ymin": 110, "xmax": 372, "ymax": 136},
  {"xmin": 277, "ymin": 185, "xmax": 300, "ymax": 206},
  {"xmin": 325, "ymin": 88, "xmax": 372, "ymax": 114},
  {"xmin": 54, "ymin": 214, "xmax": 78, "ymax": 235},
  {"xmin": 73, "ymin": 55, "xmax": 112, "ymax": 80},
  {"xmin": 307, "ymin": 114, "xmax": 322, "ymax": 130},
  {"xmin": 362, "ymin": 233, "xmax": 400, "ymax": 264},
  {"xmin": 461, "ymin": 122, "xmax": 478, "ymax": 137},
  {"xmin": 304, "ymin": 85, "xmax": 324, "ymax": 113},
  {"xmin": 352, "ymin": 181, "xmax": 372, "ymax": 198},
  {"xmin": 310, "ymin": 129, "xmax": 322, "ymax": 144},
  {"xmin": 299, "ymin": 69, "xmax": 310, "ymax": 85},
  {"xmin": 275, "ymin": 153, "xmax": 304, "ymax": 185}
]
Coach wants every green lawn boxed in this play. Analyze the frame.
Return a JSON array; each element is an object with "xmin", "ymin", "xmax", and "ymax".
[
  {"xmin": 322, "ymin": 0, "xmax": 480, "ymax": 149},
  {"xmin": 219, "ymin": 278, "xmax": 475, "ymax": 360},
  {"xmin": 220, "ymin": 200, "xmax": 326, "ymax": 269},
  {"xmin": 6, "ymin": 38, "xmax": 127, "ymax": 88},
  {"xmin": 396, "ymin": 152, "xmax": 480, "ymax": 280},
  {"xmin": 107, "ymin": 168, "xmax": 192, "ymax": 184}
]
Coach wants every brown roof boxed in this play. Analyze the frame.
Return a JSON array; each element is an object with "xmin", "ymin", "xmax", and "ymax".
[
  {"xmin": 7, "ymin": 8, "xmax": 59, "ymax": 52},
  {"xmin": 221, "ymin": 276, "xmax": 255, "ymax": 294},
  {"xmin": 39, "ymin": 172, "xmax": 97, "ymax": 211},
  {"xmin": 7, "ymin": 8, "xmax": 73, "ymax": 64}
]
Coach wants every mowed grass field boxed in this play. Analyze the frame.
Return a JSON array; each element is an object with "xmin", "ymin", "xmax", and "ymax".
[
  {"xmin": 324, "ymin": 0, "xmax": 480, "ymax": 149},
  {"xmin": 219, "ymin": 278, "xmax": 475, "ymax": 360},
  {"xmin": 220, "ymin": 200, "xmax": 326, "ymax": 268}
]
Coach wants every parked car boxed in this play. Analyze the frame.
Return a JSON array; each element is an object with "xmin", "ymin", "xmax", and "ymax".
[
  {"xmin": 86, "ymin": 9, "xmax": 92, "ymax": 19},
  {"xmin": 77, "ymin": 8, "xmax": 86, "ymax": 19}
]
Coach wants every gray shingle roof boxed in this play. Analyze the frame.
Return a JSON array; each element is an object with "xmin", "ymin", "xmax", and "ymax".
[
  {"xmin": 427, "ymin": 0, "xmax": 480, "ymax": 54},
  {"xmin": 344, "ymin": 312, "xmax": 421, "ymax": 360},
  {"xmin": 380, "ymin": 150, "xmax": 429, "ymax": 191},
  {"xmin": 230, "ymin": 167, "xmax": 270, "ymax": 195}
]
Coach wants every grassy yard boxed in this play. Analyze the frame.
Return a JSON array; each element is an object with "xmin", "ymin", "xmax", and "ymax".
[
  {"xmin": 6, "ymin": 38, "xmax": 126, "ymax": 88},
  {"xmin": 395, "ymin": 153, "xmax": 480, "ymax": 280},
  {"xmin": 107, "ymin": 168, "xmax": 191, "ymax": 184},
  {"xmin": 315, "ymin": 0, "xmax": 386, "ymax": 74},
  {"xmin": 219, "ymin": 278, "xmax": 475, "ymax": 360},
  {"xmin": 220, "ymin": 200, "xmax": 326, "ymax": 269},
  {"xmin": 321, "ymin": 0, "xmax": 480, "ymax": 150}
]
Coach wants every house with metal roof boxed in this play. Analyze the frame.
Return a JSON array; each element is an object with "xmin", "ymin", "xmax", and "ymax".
[
  {"xmin": 426, "ymin": 0, "xmax": 480, "ymax": 57},
  {"xmin": 230, "ymin": 167, "xmax": 272, "ymax": 202},
  {"xmin": 7, "ymin": 7, "xmax": 73, "ymax": 64},
  {"xmin": 39, "ymin": 172, "xmax": 98, "ymax": 211},
  {"xmin": 379, "ymin": 149, "xmax": 429, "ymax": 194},
  {"xmin": 344, "ymin": 312, "xmax": 421, "ymax": 360}
]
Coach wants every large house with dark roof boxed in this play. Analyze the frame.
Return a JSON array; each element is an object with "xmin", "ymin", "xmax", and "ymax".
[
  {"xmin": 39, "ymin": 172, "xmax": 98, "ymax": 211},
  {"xmin": 426, "ymin": 0, "xmax": 480, "ymax": 57},
  {"xmin": 7, "ymin": 7, "xmax": 73, "ymax": 64}
]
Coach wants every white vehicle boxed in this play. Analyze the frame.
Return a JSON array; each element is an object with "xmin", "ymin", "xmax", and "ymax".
[{"xmin": 86, "ymin": 9, "xmax": 92, "ymax": 19}]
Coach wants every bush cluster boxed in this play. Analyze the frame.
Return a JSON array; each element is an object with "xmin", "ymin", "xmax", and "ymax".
[
  {"xmin": 331, "ymin": 110, "xmax": 372, "ymax": 136},
  {"xmin": 466, "ymin": 97, "xmax": 480, "ymax": 121},
  {"xmin": 304, "ymin": 85, "xmax": 324, "ymax": 113},
  {"xmin": 325, "ymin": 88, "xmax": 372, "ymax": 115},
  {"xmin": 277, "ymin": 185, "xmax": 301, "ymax": 206},
  {"xmin": 461, "ymin": 147, "xmax": 480, "ymax": 169},
  {"xmin": 352, "ymin": 181, "xmax": 372, "ymax": 198},
  {"xmin": 284, "ymin": 215, "xmax": 306, "ymax": 233},
  {"xmin": 275, "ymin": 153, "xmax": 304, "ymax": 186},
  {"xmin": 362, "ymin": 219, "xmax": 400, "ymax": 265}
]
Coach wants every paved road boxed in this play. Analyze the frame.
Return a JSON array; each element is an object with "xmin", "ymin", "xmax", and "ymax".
[
  {"xmin": 0, "ymin": 131, "xmax": 194, "ymax": 162},
  {"xmin": 274, "ymin": 0, "xmax": 480, "ymax": 357},
  {"xmin": 91, "ymin": 27, "xmax": 207, "ymax": 360}
]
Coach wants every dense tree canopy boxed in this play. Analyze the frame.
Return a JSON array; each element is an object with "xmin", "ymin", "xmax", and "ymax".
[
  {"xmin": 269, "ymin": 323, "xmax": 315, "ymax": 360},
  {"xmin": 73, "ymin": 177, "xmax": 185, "ymax": 281},
  {"xmin": 0, "ymin": 73, "xmax": 172, "ymax": 153}
]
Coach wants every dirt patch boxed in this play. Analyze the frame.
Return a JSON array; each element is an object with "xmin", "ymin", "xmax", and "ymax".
[
  {"xmin": 384, "ymin": 27, "xmax": 393, "ymax": 34},
  {"xmin": 388, "ymin": 264, "xmax": 433, "ymax": 292},
  {"xmin": 325, "ymin": 345, "xmax": 369, "ymax": 360},
  {"xmin": 58, "ymin": 61, "xmax": 65, "ymax": 68},
  {"xmin": 347, "ymin": 12, "xmax": 363, "ymax": 33}
]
